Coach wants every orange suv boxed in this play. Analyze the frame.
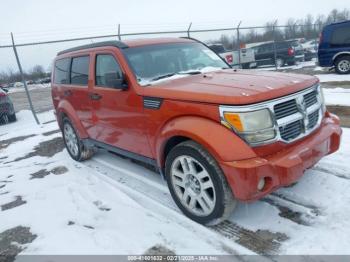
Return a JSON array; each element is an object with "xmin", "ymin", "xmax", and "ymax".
[{"xmin": 51, "ymin": 38, "xmax": 342, "ymax": 224}]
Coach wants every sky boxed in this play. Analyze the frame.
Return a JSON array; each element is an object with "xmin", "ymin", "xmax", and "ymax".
[{"xmin": 0, "ymin": 0, "xmax": 349, "ymax": 72}]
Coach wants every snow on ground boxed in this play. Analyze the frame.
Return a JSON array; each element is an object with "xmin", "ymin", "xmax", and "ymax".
[
  {"xmin": 1, "ymin": 110, "xmax": 350, "ymax": 256},
  {"xmin": 8, "ymin": 84, "xmax": 50, "ymax": 94},
  {"xmin": 0, "ymin": 111, "xmax": 247, "ymax": 256},
  {"xmin": 257, "ymin": 60, "xmax": 317, "ymax": 71},
  {"xmin": 316, "ymin": 74, "xmax": 350, "ymax": 83},
  {"xmin": 323, "ymin": 88, "xmax": 350, "ymax": 106}
]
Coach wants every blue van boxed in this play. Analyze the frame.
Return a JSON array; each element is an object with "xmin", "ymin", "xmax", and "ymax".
[{"xmin": 318, "ymin": 20, "xmax": 350, "ymax": 74}]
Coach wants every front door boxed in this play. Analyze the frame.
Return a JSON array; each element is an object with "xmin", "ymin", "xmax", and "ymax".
[{"xmin": 88, "ymin": 51, "xmax": 152, "ymax": 158}]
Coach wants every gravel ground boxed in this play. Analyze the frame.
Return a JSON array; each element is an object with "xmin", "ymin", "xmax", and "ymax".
[{"xmin": 9, "ymin": 88, "xmax": 53, "ymax": 113}]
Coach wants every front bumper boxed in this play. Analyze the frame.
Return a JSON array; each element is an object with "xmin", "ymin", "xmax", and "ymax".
[{"xmin": 220, "ymin": 112, "xmax": 342, "ymax": 201}]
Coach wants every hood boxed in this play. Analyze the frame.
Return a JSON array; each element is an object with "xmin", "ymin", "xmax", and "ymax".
[{"xmin": 142, "ymin": 70, "xmax": 319, "ymax": 105}]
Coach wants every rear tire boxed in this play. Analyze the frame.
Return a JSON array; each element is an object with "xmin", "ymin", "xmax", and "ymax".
[
  {"xmin": 62, "ymin": 117, "xmax": 94, "ymax": 161},
  {"xmin": 8, "ymin": 113, "xmax": 16, "ymax": 123},
  {"xmin": 165, "ymin": 140, "xmax": 237, "ymax": 225},
  {"xmin": 335, "ymin": 55, "xmax": 350, "ymax": 74}
]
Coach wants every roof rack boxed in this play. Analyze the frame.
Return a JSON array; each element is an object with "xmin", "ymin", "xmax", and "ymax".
[{"xmin": 57, "ymin": 40, "xmax": 128, "ymax": 56}]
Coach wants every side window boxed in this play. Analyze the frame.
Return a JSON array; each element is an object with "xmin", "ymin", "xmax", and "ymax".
[
  {"xmin": 95, "ymin": 54, "xmax": 122, "ymax": 87},
  {"xmin": 54, "ymin": 58, "xmax": 70, "ymax": 84},
  {"xmin": 331, "ymin": 26, "xmax": 350, "ymax": 46},
  {"xmin": 70, "ymin": 56, "xmax": 89, "ymax": 85}
]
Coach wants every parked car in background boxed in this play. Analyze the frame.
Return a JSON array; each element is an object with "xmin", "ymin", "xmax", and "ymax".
[
  {"xmin": 52, "ymin": 38, "xmax": 341, "ymax": 225},
  {"xmin": 0, "ymin": 87, "xmax": 16, "ymax": 124},
  {"xmin": 40, "ymin": 77, "xmax": 51, "ymax": 84},
  {"xmin": 302, "ymin": 39, "xmax": 318, "ymax": 61},
  {"xmin": 14, "ymin": 82, "xmax": 24, "ymax": 88},
  {"xmin": 318, "ymin": 20, "xmax": 350, "ymax": 74},
  {"xmin": 208, "ymin": 44, "xmax": 256, "ymax": 69},
  {"xmin": 253, "ymin": 40, "xmax": 305, "ymax": 67}
]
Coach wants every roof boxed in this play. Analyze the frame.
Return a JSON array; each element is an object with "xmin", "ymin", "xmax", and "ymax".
[
  {"xmin": 123, "ymin": 37, "xmax": 194, "ymax": 47},
  {"xmin": 57, "ymin": 41, "xmax": 128, "ymax": 56},
  {"xmin": 57, "ymin": 37, "xmax": 195, "ymax": 56},
  {"xmin": 326, "ymin": 20, "xmax": 350, "ymax": 27}
]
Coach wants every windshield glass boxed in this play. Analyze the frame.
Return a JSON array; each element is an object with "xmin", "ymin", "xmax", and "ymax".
[{"xmin": 123, "ymin": 42, "xmax": 229, "ymax": 86}]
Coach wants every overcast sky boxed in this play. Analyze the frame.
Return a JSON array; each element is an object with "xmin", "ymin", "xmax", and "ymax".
[{"xmin": 1, "ymin": 0, "xmax": 349, "ymax": 72}]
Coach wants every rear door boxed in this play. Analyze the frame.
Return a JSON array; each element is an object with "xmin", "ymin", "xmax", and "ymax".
[
  {"xmin": 88, "ymin": 50, "xmax": 152, "ymax": 158},
  {"xmin": 68, "ymin": 55, "xmax": 92, "ymax": 129},
  {"xmin": 53, "ymin": 56, "xmax": 92, "ymax": 129},
  {"xmin": 255, "ymin": 44, "xmax": 274, "ymax": 65}
]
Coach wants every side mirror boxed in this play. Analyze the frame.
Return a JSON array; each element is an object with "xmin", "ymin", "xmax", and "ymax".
[{"xmin": 105, "ymin": 72, "xmax": 128, "ymax": 90}]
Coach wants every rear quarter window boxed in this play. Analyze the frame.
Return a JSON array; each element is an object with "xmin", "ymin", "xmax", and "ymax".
[
  {"xmin": 70, "ymin": 56, "xmax": 90, "ymax": 85},
  {"xmin": 53, "ymin": 58, "xmax": 70, "ymax": 84},
  {"xmin": 331, "ymin": 26, "xmax": 350, "ymax": 46}
]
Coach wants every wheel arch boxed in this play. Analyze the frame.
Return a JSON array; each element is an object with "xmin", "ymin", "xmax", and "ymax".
[
  {"xmin": 56, "ymin": 100, "xmax": 89, "ymax": 139},
  {"xmin": 332, "ymin": 52, "xmax": 350, "ymax": 63},
  {"xmin": 155, "ymin": 116, "xmax": 256, "ymax": 170}
]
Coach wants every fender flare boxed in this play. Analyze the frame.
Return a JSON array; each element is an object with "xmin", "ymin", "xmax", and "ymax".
[
  {"xmin": 56, "ymin": 100, "xmax": 89, "ymax": 139},
  {"xmin": 332, "ymin": 52, "xmax": 350, "ymax": 62},
  {"xmin": 155, "ymin": 116, "xmax": 257, "ymax": 168}
]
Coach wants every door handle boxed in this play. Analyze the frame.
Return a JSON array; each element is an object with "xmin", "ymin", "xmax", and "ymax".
[{"xmin": 89, "ymin": 93, "xmax": 102, "ymax": 100}]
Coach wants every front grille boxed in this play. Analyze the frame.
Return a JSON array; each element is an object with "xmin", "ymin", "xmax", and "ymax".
[
  {"xmin": 273, "ymin": 88, "xmax": 322, "ymax": 143},
  {"xmin": 274, "ymin": 99, "xmax": 298, "ymax": 119},
  {"xmin": 307, "ymin": 110, "xmax": 319, "ymax": 129},
  {"xmin": 279, "ymin": 120, "xmax": 303, "ymax": 141},
  {"xmin": 304, "ymin": 91, "xmax": 318, "ymax": 108}
]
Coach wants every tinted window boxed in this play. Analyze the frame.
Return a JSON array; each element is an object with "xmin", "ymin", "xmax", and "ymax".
[
  {"xmin": 276, "ymin": 42, "xmax": 289, "ymax": 49},
  {"xmin": 54, "ymin": 58, "xmax": 70, "ymax": 84},
  {"xmin": 95, "ymin": 54, "xmax": 122, "ymax": 87},
  {"xmin": 331, "ymin": 26, "xmax": 350, "ymax": 46},
  {"xmin": 258, "ymin": 44, "xmax": 273, "ymax": 53},
  {"xmin": 70, "ymin": 56, "xmax": 89, "ymax": 85},
  {"xmin": 209, "ymin": 45, "xmax": 226, "ymax": 53}
]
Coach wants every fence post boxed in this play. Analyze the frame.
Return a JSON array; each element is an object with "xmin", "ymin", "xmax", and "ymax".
[
  {"xmin": 10, "ymin": 33, "xmax": 40, "ymax": 125},
  {"xmin": 187, "ymin": 22, "xmax": 192, "ymax": 38},
  {"xmin": 237, "ymin": 21, "xmax": 242, "ymax": 68},
  {"xmin": 273, "ymin": 20, "xmax": 278, "ymax": 70},
  {"xmin": 118, "ymin": 24, "xmax": 121, "ymax": 40},
  {"xmin": 314, "ymin": 23, "xmax": 318, "ymax": 63}
]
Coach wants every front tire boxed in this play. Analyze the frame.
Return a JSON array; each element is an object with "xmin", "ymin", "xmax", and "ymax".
[
  {"xmin": 335, "ymin": 56, "xmax": 350, "ymax": 74},
  {"xmin": 165, "ymin": 141, "xmax": 236, "ymax": 225},
  {"xmin": 62, "ymin": 117, "xmax": 94, "ymax": 161}
]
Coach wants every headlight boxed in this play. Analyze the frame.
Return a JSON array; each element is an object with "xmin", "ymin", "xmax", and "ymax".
[{"xmin": 222, "ymin": 108, "xmax": 276, "ymax": 144}]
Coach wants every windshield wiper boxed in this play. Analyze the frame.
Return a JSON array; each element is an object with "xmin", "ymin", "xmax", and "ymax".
[
  {"xmin": 178, "ymin": 70, "xmax": 202, "ymax": 75},
  {"xmin": 150, "ymin": 70, "xmax": 202, "ymax": 83},
  {"xmin": 151, "ymin": 73, "xmax": 176, "ymax": 82}
]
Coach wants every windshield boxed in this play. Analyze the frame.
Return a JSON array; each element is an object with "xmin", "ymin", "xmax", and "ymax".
[{"xmin": 123, "ymin": 42, "xmax": 230, "ymax": 85}]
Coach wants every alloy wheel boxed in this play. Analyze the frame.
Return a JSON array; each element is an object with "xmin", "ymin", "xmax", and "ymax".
[
  {"xmin": 170, "ymin": 155, "xmax": 216, "ymax": 216},
  {"xmin": 338, "ymin": 60, "xmax": 350, "ymax": 73},
  {"xmin": 63, "ymin": 122, "xmax": 79, "ymax": 157}
]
